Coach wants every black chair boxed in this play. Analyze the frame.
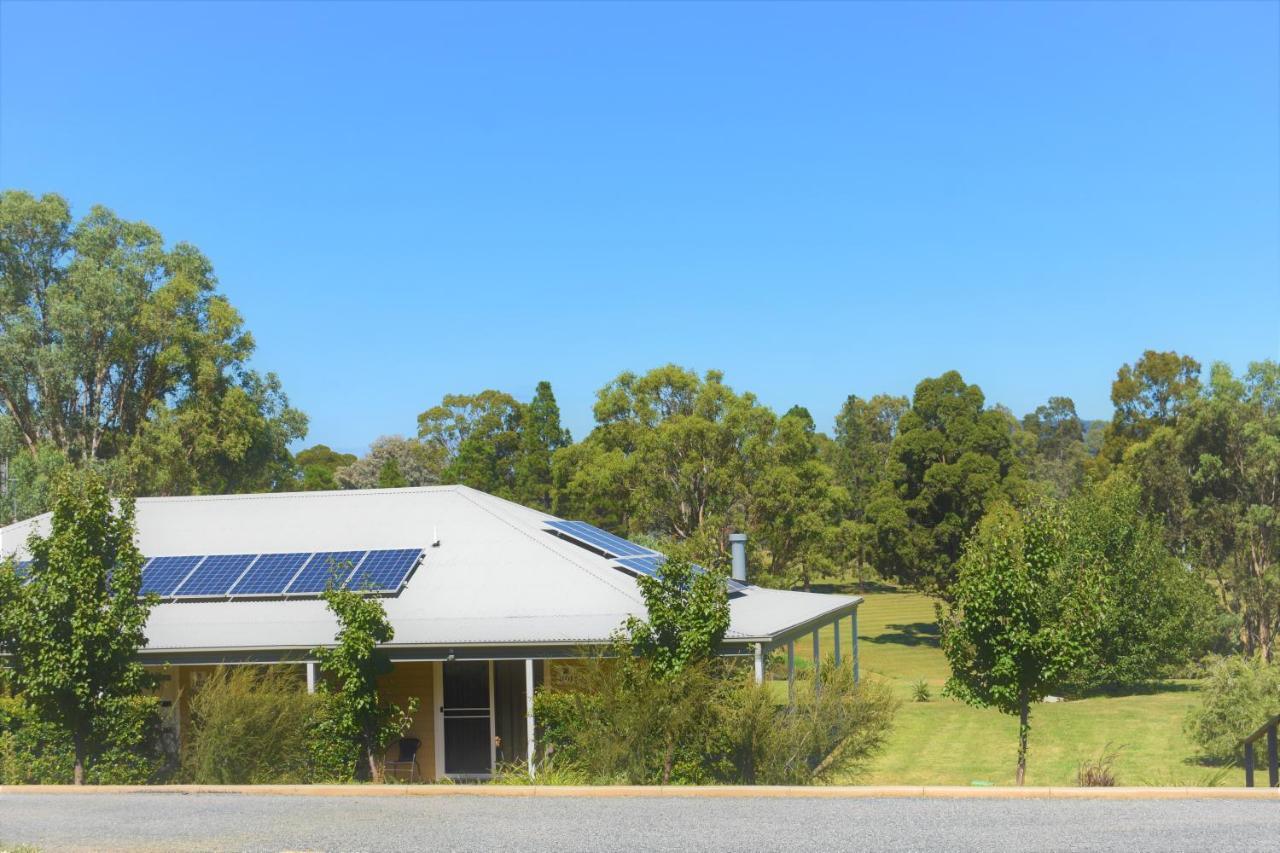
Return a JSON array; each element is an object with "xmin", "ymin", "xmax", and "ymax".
[{"xmin": 386, "ymin": 736, "xmax": 421, "ymax": 782}]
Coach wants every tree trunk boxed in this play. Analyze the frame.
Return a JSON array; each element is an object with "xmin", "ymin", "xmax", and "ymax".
[
  {"xmin": 1015, "ymin": 691, "xmax": 1030, "ymax": 786},
  {"xmin": 366, "ymin": 743, "xmax": 383, "ymax": 783},
  {"xmin": 72, "ymin": 732, "xmax": 85, "ymax": 785}
]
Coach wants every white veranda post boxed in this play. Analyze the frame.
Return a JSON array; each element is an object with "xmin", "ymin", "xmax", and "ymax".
[
  {"xmin": 852, "ymin": 610, "xmax": 860, "ymax": 683},
  {"xmin": 812, "ymin": 630, "xmax": 820, "ymax": 680},
  {"xmin": 786, "ymin": 641, "xmax": 796, "ymax": 704},
  {"xmin": 525, "ymin": 658, "xmax": 536, "ymax": 780}
]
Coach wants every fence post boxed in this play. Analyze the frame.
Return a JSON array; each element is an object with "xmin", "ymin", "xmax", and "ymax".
[
  {"xmin": 1244, "ymin": 741, "xmax": 1255, "ymax": 788},
  {"xmin": 1268, "ymin": 723, "xmax": 1278, "ymax": 788}
]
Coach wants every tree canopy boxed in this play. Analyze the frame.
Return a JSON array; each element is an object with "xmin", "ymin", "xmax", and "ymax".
[
  {"xmin": 865, "ymin": 371, "xmax": 1025, "ymax": 594},
  {"xmin": 0, "ymin": 190, "xmax": 306, "ymax": 516},
  {"xmin": 1121, "ymin": 360, "xmax": 1279, "ymax": 660}
]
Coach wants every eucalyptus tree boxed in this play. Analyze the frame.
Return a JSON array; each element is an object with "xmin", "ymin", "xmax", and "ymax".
[
  {"xmin": 1125, "ymin": 360, "xmax": 1280, "ymax": 660},
  {"xmin": 831, "ymin": 393, "xmax": 908, "ymax": 581},
  {"xmin": 865, "ymin": 371, "xmax": 1025, "ymax": 595},
  {"xmin": 0, "ymin": 190, "xmax": 306, "ymax": 501},
  {"xmin": 1098, "ymin": 350, "xmax": 1201, "ymax": 468},
  {"xmin": 293, "ymin": 444, "xmax": 357, "ymax": 491},
  {"xmin": 334, "ymin": 435, "xmax": 443, "ymax": 490},
  {"xmin": 1021, "ymin": 396, "xmax": 1087, "ymax": 499},
  {"xmin": 418, "ymin": 389, "xmax": 524, "ymax": 497}
]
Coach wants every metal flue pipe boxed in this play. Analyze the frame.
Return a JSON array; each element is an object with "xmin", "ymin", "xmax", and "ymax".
[{"xmin": 729, "ymin": 532, "xmax": 747, "ymax": 583}]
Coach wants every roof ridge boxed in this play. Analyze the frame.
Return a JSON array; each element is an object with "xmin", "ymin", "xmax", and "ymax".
[
  {"xmin": 452, "ymin": 488, "xmax": 646, "ymax": 607},
  {"xmin": 128, "ymin": 485, "xmax": 464, "ymax": 506}
]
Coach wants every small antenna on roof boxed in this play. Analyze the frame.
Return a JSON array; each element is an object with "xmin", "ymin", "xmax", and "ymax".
[{"xmin": 432, "ymin": 525, "xmax": 440, "ymax": 548}]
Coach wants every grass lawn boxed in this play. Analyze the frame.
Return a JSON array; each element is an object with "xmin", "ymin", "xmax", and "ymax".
[{"xmin": 785, "ymin": 586, "xmax": 1218, "ymax": 787}]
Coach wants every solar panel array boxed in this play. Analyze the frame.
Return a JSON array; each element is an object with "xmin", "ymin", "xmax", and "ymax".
[
  {"xmin": 126, "ymin": 548, "xmax": 423, "ymax": 601},
  {"xmin": 543, "ymin": 520, "xmax": 654, "ymax": 557},
  {"xmin": 545, "ymin": 520, "xmax": 748, "ymax": 591}
]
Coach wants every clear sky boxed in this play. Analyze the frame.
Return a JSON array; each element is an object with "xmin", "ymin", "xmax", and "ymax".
[{"xmin": 2, "ymin": 1, "xmax": 1277, "ymax": 453}]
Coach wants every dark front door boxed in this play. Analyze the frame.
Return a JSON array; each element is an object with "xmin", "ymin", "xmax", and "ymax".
[{"xmin": 442, "ymin": 661, "xmax": 492, "ymax": 776}]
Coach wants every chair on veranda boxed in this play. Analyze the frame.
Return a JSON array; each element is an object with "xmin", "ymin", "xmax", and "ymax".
[{"xmin": 386, "ymin": 736, "xmax": 421, "ymax": 782}]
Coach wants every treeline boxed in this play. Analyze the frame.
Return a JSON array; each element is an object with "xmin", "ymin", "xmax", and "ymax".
[
  {"xmin": 2, "ymin": 191, "xmax": 1276, "ymax": 664},
  {"xmin": 394, "ymin": 356, "xmax": 1275, "ymax": 665}
]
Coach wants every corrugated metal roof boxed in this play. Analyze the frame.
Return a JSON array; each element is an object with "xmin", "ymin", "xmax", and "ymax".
[{"xmin": 1, "ymin": 485, "xmax": 859, "ymax": 655}]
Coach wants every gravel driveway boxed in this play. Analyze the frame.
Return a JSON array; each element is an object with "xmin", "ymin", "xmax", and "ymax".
[{"xmin": 1, "ymin": 792, "xmax": 1276, "ymax": 852}]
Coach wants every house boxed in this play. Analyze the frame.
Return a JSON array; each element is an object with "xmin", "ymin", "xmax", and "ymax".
[{"xmin": 0, "ymin": 485, "xmax": 861, "ymax": 780}]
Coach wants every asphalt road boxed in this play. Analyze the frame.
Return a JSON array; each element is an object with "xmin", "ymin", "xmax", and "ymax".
[{"xmin": 0, "ymin": 793, "xmax": 1276, "ymax": 852}]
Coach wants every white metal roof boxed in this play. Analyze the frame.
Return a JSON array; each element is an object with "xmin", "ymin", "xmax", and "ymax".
[{"xmin": 1, "ymin": 485, "xmax": 859, "ymax": 659}]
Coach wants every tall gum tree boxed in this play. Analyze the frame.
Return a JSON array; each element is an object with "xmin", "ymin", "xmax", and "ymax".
[
  {"xmin": 865, "ymin": 371, "xmax": 1025, "ymax": 595},
  {"xmin": 0, "ymin": 190, "xmax": 306, "ymax": 502}
]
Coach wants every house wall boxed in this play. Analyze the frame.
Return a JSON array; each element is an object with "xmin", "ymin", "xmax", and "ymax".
[
  {"xmin": 377, "ymin": 661, "xmax": 437, "ymax": 780},
  {"xmin": 147, "ymin": 663, "xmax": 221, "ymax": 747}
]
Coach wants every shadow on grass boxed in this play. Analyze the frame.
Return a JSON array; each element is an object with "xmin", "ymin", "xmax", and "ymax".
[
  {"xmin": 1069, "ymin": 680, "xmax": 1201, "ymax": 700},
  {"xmin": 866, "ymin": 622, "xmax": 941, "ymax": 648},
  {"xmin": 806, "ymin": 580, "xmax": 905, "ymax": 596}
]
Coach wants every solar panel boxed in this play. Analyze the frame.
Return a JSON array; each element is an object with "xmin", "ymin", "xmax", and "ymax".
[
  {"xmin": 545, "ymin": 520, "xmax": 656, "ymax": 558},
  {"xmin": 230, "ymin": 552, "xmax": 312, "ymax": 595},
  {"xmin": 142, "ymin": 555, "xmax": 205, "ymax": 596},
  {"xmin": 345, "ymin": 548, "xmax": 422, "ymax": 592},
  {"xmin": 174, "ymin": 553, "xmax": 257, "ymax": 597},
  {"xmin": 286, "ymin": 550, "xmax": 366, "ymax": 594},
  {"xmin": 614, "ymin": 553, "xmax": 746, "ymax": 592},
  {"xmin": 614, "ymin": 554, "xmax": 665, "ymax": 578}
]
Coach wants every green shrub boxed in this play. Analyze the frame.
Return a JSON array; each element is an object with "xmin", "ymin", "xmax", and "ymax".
[
  {"xmin": 306, "ymin": 693, "xmax": 361, "ymax": 783},
  {"xmin": 712, "ymin": 662, "xmax": 897, "ymax": 785},
  {"xmin": 1185, "ymin": 655, "xmax": 1280, "ymax": 764},
  {"xmin": 911, "ymin": 679, "xmax": 931, "ymax": 702},
  {"xmin": 182, "ymin": 666, "xmax": 318, "ymax": 783},
  {"xmin": 534, "ymin": 654, "xmax": 717, "ymax": 784},
  {"xmin": 0, "ymin": 694, "xmax": 72, "ymax": 784},
  {"xmin": 534, "ymin": 654, "xmax": 897, "ymax": 786},
  {"xmin": 0, "ymin": 692, "xmax": 172, "ymax": 784}
]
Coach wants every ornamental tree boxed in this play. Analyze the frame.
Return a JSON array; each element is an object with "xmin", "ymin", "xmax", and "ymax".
[
  {"xmin": 313, "ymin": 585, "xmax": 416, "ymax": 782},
  {"xmin": 2, "ymin": 468, "xmax": 152, "ymax": 784},
  {"xmin": 626, "ymin": 556, "xmax": 730, "ymax": 679},
  {"xmin": 938, "ymin": 501, "xmax": 1100, "ymax": 784}
]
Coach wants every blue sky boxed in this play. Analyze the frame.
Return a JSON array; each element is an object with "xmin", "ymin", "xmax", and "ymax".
[{"xmin": 2, "ymin": 1, "xmax": 1277, "ymax": 453}]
